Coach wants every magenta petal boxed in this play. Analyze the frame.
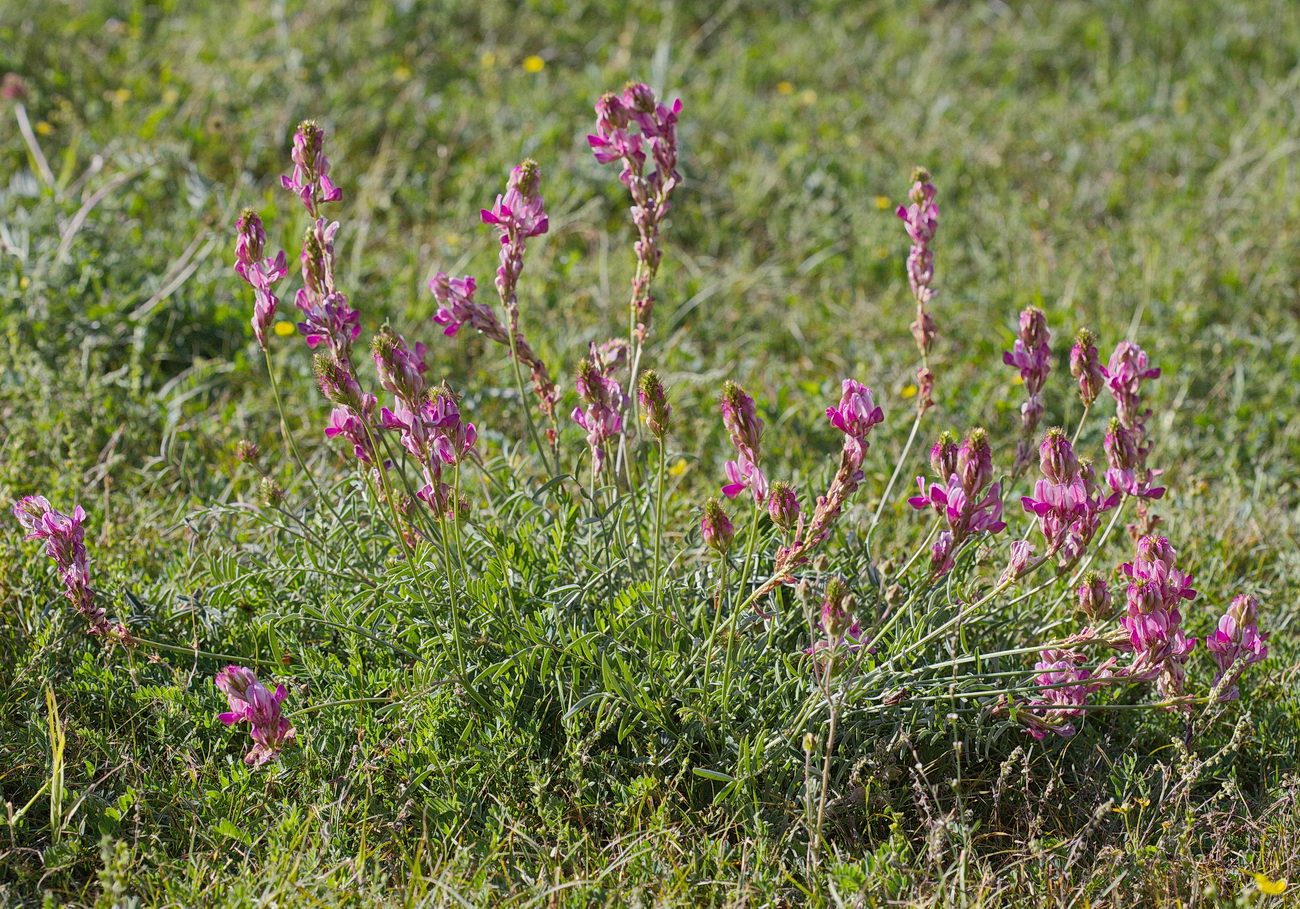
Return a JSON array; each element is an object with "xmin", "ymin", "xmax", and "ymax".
[
  {"xmin": 218, "ymin": 711, "xmax": 242, "ymax": 726},
  {"xmin": 906, "ymin": 496, "xmax": 929, "ymax": 510},
  {"xmin": 722, "ymin": 483, "xmax": 744, "ymax": 499}
]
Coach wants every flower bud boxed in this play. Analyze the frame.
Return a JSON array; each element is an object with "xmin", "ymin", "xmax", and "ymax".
[
  {"xmin": 638, "ymin": 370, "xmax": 672, "ymax": 440},
  {"xmin": 929, "ymin": 430, "xmax": 959, "ymax": 480},
  {"xmin": 1077, "ymin": 571, "xmax": 1112, "ymax": 621},
  {"xmin": 257, "ymin": 476, "xmax": 285, "ymax": 508},
  {"xmin": 1038, "ymin": 428, "xmax": 1079, "ymax": 484},
  {"xmin": 700, "ymin": 498, "xmax": 734, "ymax": 554},
  {"xmin": 820, "ymin": 577, "xmax": 855, "ymax": 640},
  {"xmin": 1070, "ymin": 328, "xmax": 1104, "ymax": 408},
  {"xmin": 234, "ymin": 440, "xmax": 260, "ymax": 465},
  {"xmin": 957, "ymin": 428, "xmax": 992, "ymax": 493},
  {"xmin": 766, "ymin": 481, "xmax": 801, "ymax": 531}
]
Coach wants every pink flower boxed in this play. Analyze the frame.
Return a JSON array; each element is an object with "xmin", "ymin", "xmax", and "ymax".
[
  {"xmin": 896, "ymin": 167, "xmax": 939, "ymax": 364},
  {"xmin": 1022, "ymin": 649, "xmax": 1113, "ymax": 740},
  {"xmin": 572, "ymin": 359, "xmax": 625, "ymax": 475},
  {"xmin": 1076, "ymin": 571, "xmax": 1113, "ymax": 621},
  {"xmin": 700, "ymin": 498, "xmax": 734, "ymax": 553},
  {"xmin": 720, "ymin": 382, "xmax": 768, "ymax": 503},
  {"xmin": 1069, "ymin": 328, "xmax": 1104, "ymax": 408},
  {"xmin": 1118, "ymin": 535, "xmax": 1198, "ymax": 700},
  {"xmin": 13, "ymin": 497, "xmax": 126, "ymax": 640},
  {"xmin": 1004, "ymin": 307, "xmax": 1052, "ymax": 473},
  {"xmin": 825, "ymin": 379, "xmax": 884, "ymax": 460},
  {"xmin": 638, "ymin": 370, "xmax": 671, "ymax": 440},
  {"xmin": 280, "ymin": 120, "xmax": 342, "ymax": 215},
  {"xmin": 215, "ymin": 665, "xmax": 296, "ymax": 767},
  {"xmin": 767, "ymin": 481, "xmax": 801, "ymax": 531},
  {"xmin": 234, "ymin": 209, "xmax": 288, "ymax": 349},
  {"xmin": 370, "ymin": 327, "xmax": 428, "ymax": 407},
  {"xmin": 1103, "ymin": 418, "xmax": 1165, "ymax": 500},
  {"xmin": 1101, "ymin": 342, "xmax": 1160, "ymax": 431},
  {"xmin": 908, "ymin": 428, "xmax": 1005, "ymax": 573},
  {"xmin": 588, "ymin": 83, "xmax": 682, "ymax": 337},
  {"xmin": 325, "ymin": 407, "xmax": 377, "ymax": 464},
  {"xmin": 1205, "ymin": 594, "xmax": 1268, "ymax": 701}
]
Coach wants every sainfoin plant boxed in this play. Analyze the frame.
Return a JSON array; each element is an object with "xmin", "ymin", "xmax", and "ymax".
[{"xmin": 11, "ymin": 84, "xmax": 1268, "ymax": 867}]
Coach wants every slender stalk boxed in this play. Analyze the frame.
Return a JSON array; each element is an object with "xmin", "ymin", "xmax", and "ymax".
[
  {"xmin": 868, "ymin": 407, "xmax": 924, "ymax": 535},
  {"xmin": 720, "ymin": 513, "xmax": 762, "ymax": 706},
  {"xmin": 506, "ymin": 331, "xmax": 555, "ymax": 476},
  {"xmin": 813, "ymin": 651, "xmax": 839, "ymax": 868},
  {"xmin": 261, "ymin": 347, "xmax": 351, "ymax": 532},
  {"xmin": 701, "ymin": 557, "xmax": 730, "ymax": 695},
  {"xmin": 651, "ymin": 440, "xmax": 667, "ymax": 636}
]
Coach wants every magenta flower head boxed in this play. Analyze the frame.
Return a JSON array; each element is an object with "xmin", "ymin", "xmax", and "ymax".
[
  {"xmin": 1023, "ymin": 649, "xmax": 1108, "ymax": 740},
  {"xmin": 482, "ymin": 158, "xmax": 548, "ymax": 240},
  {"xmin": 767, "ymin": 481, "xmax": 801, "ymax": 531},
  {"xmin": 929, "ymin": 430, "xmax": 959, "ymax": 482},
  {"xmin": 638, "ymin": 370, "xmax": 671, "ymax": 440},
  {"xmin": 826, "ymin": 379, "xmax": 884, "ymax": 458},
  {"xmin": 1038, "ymin": 428, "xmax": 1079, "ymax": 484},
  {"xmin": 908, "ymin": 427, "xmax": 1005, "ymax": 576},
  {"xmin": 1206, "ymin": 594, "xmax": 1267, "ymax": 701},
  {"xmin": 701, "ymin": 498, "xmax": 735, "ymax": 554},
  {"xmin": 1101, "ymin": 341, "xmax": 1160, "ymax": 430},
  {"xmin": 280, "ymin": 120, "xmax": 342, "ymax": 214},
  {"xmin": 234, "ymin": 209, "xmax": 288, "ymax": 349},
  {"xmin": 14, "ymin": 496, "xmax": 126, "ymax": 640},
  {"xmin": 371, "ymin": 327, "xmax": 428, "ymax": 406},
  {"xmin": 1077, "ymin": 571, "xmax": 1113, "ymax": 621},
  {"xmin": 1104, "ymin": 417, "xmax": 1165, "ymax": 500},
  {"xmin": 1069, "ymin": 329, "xmax": 1104, "ymax": 408},
  {"xmin": 819, "ymin": 577, "xmax": 856, "ymax": 640},
  {"xmin": 572, "ymin": 359, "xmax": 624, "ymax": 476},
  {"xmin": 999, "ymin": 539, "xmax": 1036, "ymax": 585},
  {"xmin": 720, "ymin": 381, "xmax": 769, "ymax": 503},
  {"xmin": 720, "ymin": 382, "xmax": 763, "ymax": 460},
  {"xmin": 215, "ymin": 665, "xmax": 296, "ymax": 767},
  {"xmin": 956, "ymin": 428, "xmax": 994, "ymax": 494},
  {"xmin": 589, "ymin": 82, "xmax": 682, "ymax": 338},
  {"xmin": 1005, "ymin": 307, "xmax": 1053, "ymax": 472},
  {"xmin": 313, "ymin": 353, "xmax": 373, "ymax": 415}
]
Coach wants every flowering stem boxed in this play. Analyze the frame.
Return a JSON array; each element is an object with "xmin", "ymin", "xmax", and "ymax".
[
  {"xmin": 438, "ymin": 513, "xmax": 467, "ymax": 677},
  {"xmin": 701, "ymin": 557, "xmax": 730, "ymax": 695},
  {"xmin": 719, "ymin": 513, "xmax": 762, "ymax": 707},
  {"xmin": 130, "ymin": 636, "xmax": 274, "ymax": 666},
  {"xmin": 812, "ymin": 650, "xmax": 839, "ymax": 868},
  {"xmin": 262, "ymin": 347, "xmax": 350, "ymax": 531},
  {"xmin": 506, "ymin": 328, "xmax": 555, "ymax": 477},
  {"xmin": 1070, "ymin": 404, "xmax": 1091, "ymax": 447},
  {"xmin": 868, "ymin": 406, "xmax": 924, "ymax": 536},
  {"xmin": 651, "ymin": 439, "xmax": 666, "ymax": 635}
]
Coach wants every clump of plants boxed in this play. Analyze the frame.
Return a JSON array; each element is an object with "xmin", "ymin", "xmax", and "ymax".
[{"xmin": 14, "ymin": 83, "xmax": 1269, "ymax": 863}]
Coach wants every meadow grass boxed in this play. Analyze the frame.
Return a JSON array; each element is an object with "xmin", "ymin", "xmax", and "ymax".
[{"xmin": 2, "ymin": 1, "xmax": 1299, "ymax": 905}]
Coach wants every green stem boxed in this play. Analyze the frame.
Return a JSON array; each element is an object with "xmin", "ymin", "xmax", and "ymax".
[
  {"xmin": 652, "ymin": 440, "xmax": 666, "ymax": 643},
  {"xmin": 701, "ymin": 557, "xmax": 730, "ymax": 695},
  {"xmin": 720, "ymin": 512, "xmax": 762, "ymax": 707}
]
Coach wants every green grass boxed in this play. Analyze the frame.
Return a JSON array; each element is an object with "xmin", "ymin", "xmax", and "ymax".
[{"xmin": 2, "ymin": 0, "xmax": 1299, "ymax": 905}]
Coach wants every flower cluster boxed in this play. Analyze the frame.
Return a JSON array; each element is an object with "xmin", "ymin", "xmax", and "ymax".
[
  {"xmin": 588, "ymin": 82, "xmax": 682, "ymax": 339},
  {"xmin": 719, "ymin": 382, "xmax": 768, "ymax": 504},
  {"xmin": 572, "ymin": 359, "xmax": 625, "ymax": 476},
  {"xmin": 638, "ymin": 370, "xmax": 672, "ymax": 441},
  {"xmin": 1101, "ymin": 341, "xmax": 1162, "ymax": 537},
  {"xmin": 1119, "ymin": 535, "xmax": 1197, "ymax": 702},
  {"xmin": 14, "ymin": 496, "xmax": 128, "ymax": 641},
  {"xmin": 896, "ymin": 168, "xmax": 939, "ymax": 408},
  {"xmin": 379, "ymin": 388, "xmax": 477, "ymax": 515},
  {"xmin": 429, "ymin": 165, "xmax": 558, "ymax": 425},
  {"xmin": 908, "ymin": 429, "xmax": 1007, "ymax": 574},
  {"xmin": 1012, "ymin": 429, "xmax": 1118, "ymax": 574},
  {"xmin": 296, "ymin": 218, "xmax": 360, "ymax": 359},
  {"xmin": 763, "ymin": 381, "xmax": 883, "ymax": 598},
  {"xmin": 1003, "ymin": 307, "xmax": 1052, "ymax": 474},
  {"xmin": 701, "ymin": 498, "xmax": 734, "ymax": 553},
  {"xmin": 234, "ymin": 209, "xmax": 288, "ymax": 349},
  {"xmin": 215, "ymin": 666, "xmax": 296, "ymax": 767},
  {"xmin": 1023, "ymin": 649, "xmax": 1112, "ymax": 740},
  {"xmin": 1069, "ymin": 329, "xmax": 1104, "ymax": 408},
  {"xmin": 1205, "ymin": 594, "xmax": 1268, "ymax": 701},
  {"xmin": 280, "ymin": 120, "xmax": 342, "ymax": 214}
]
